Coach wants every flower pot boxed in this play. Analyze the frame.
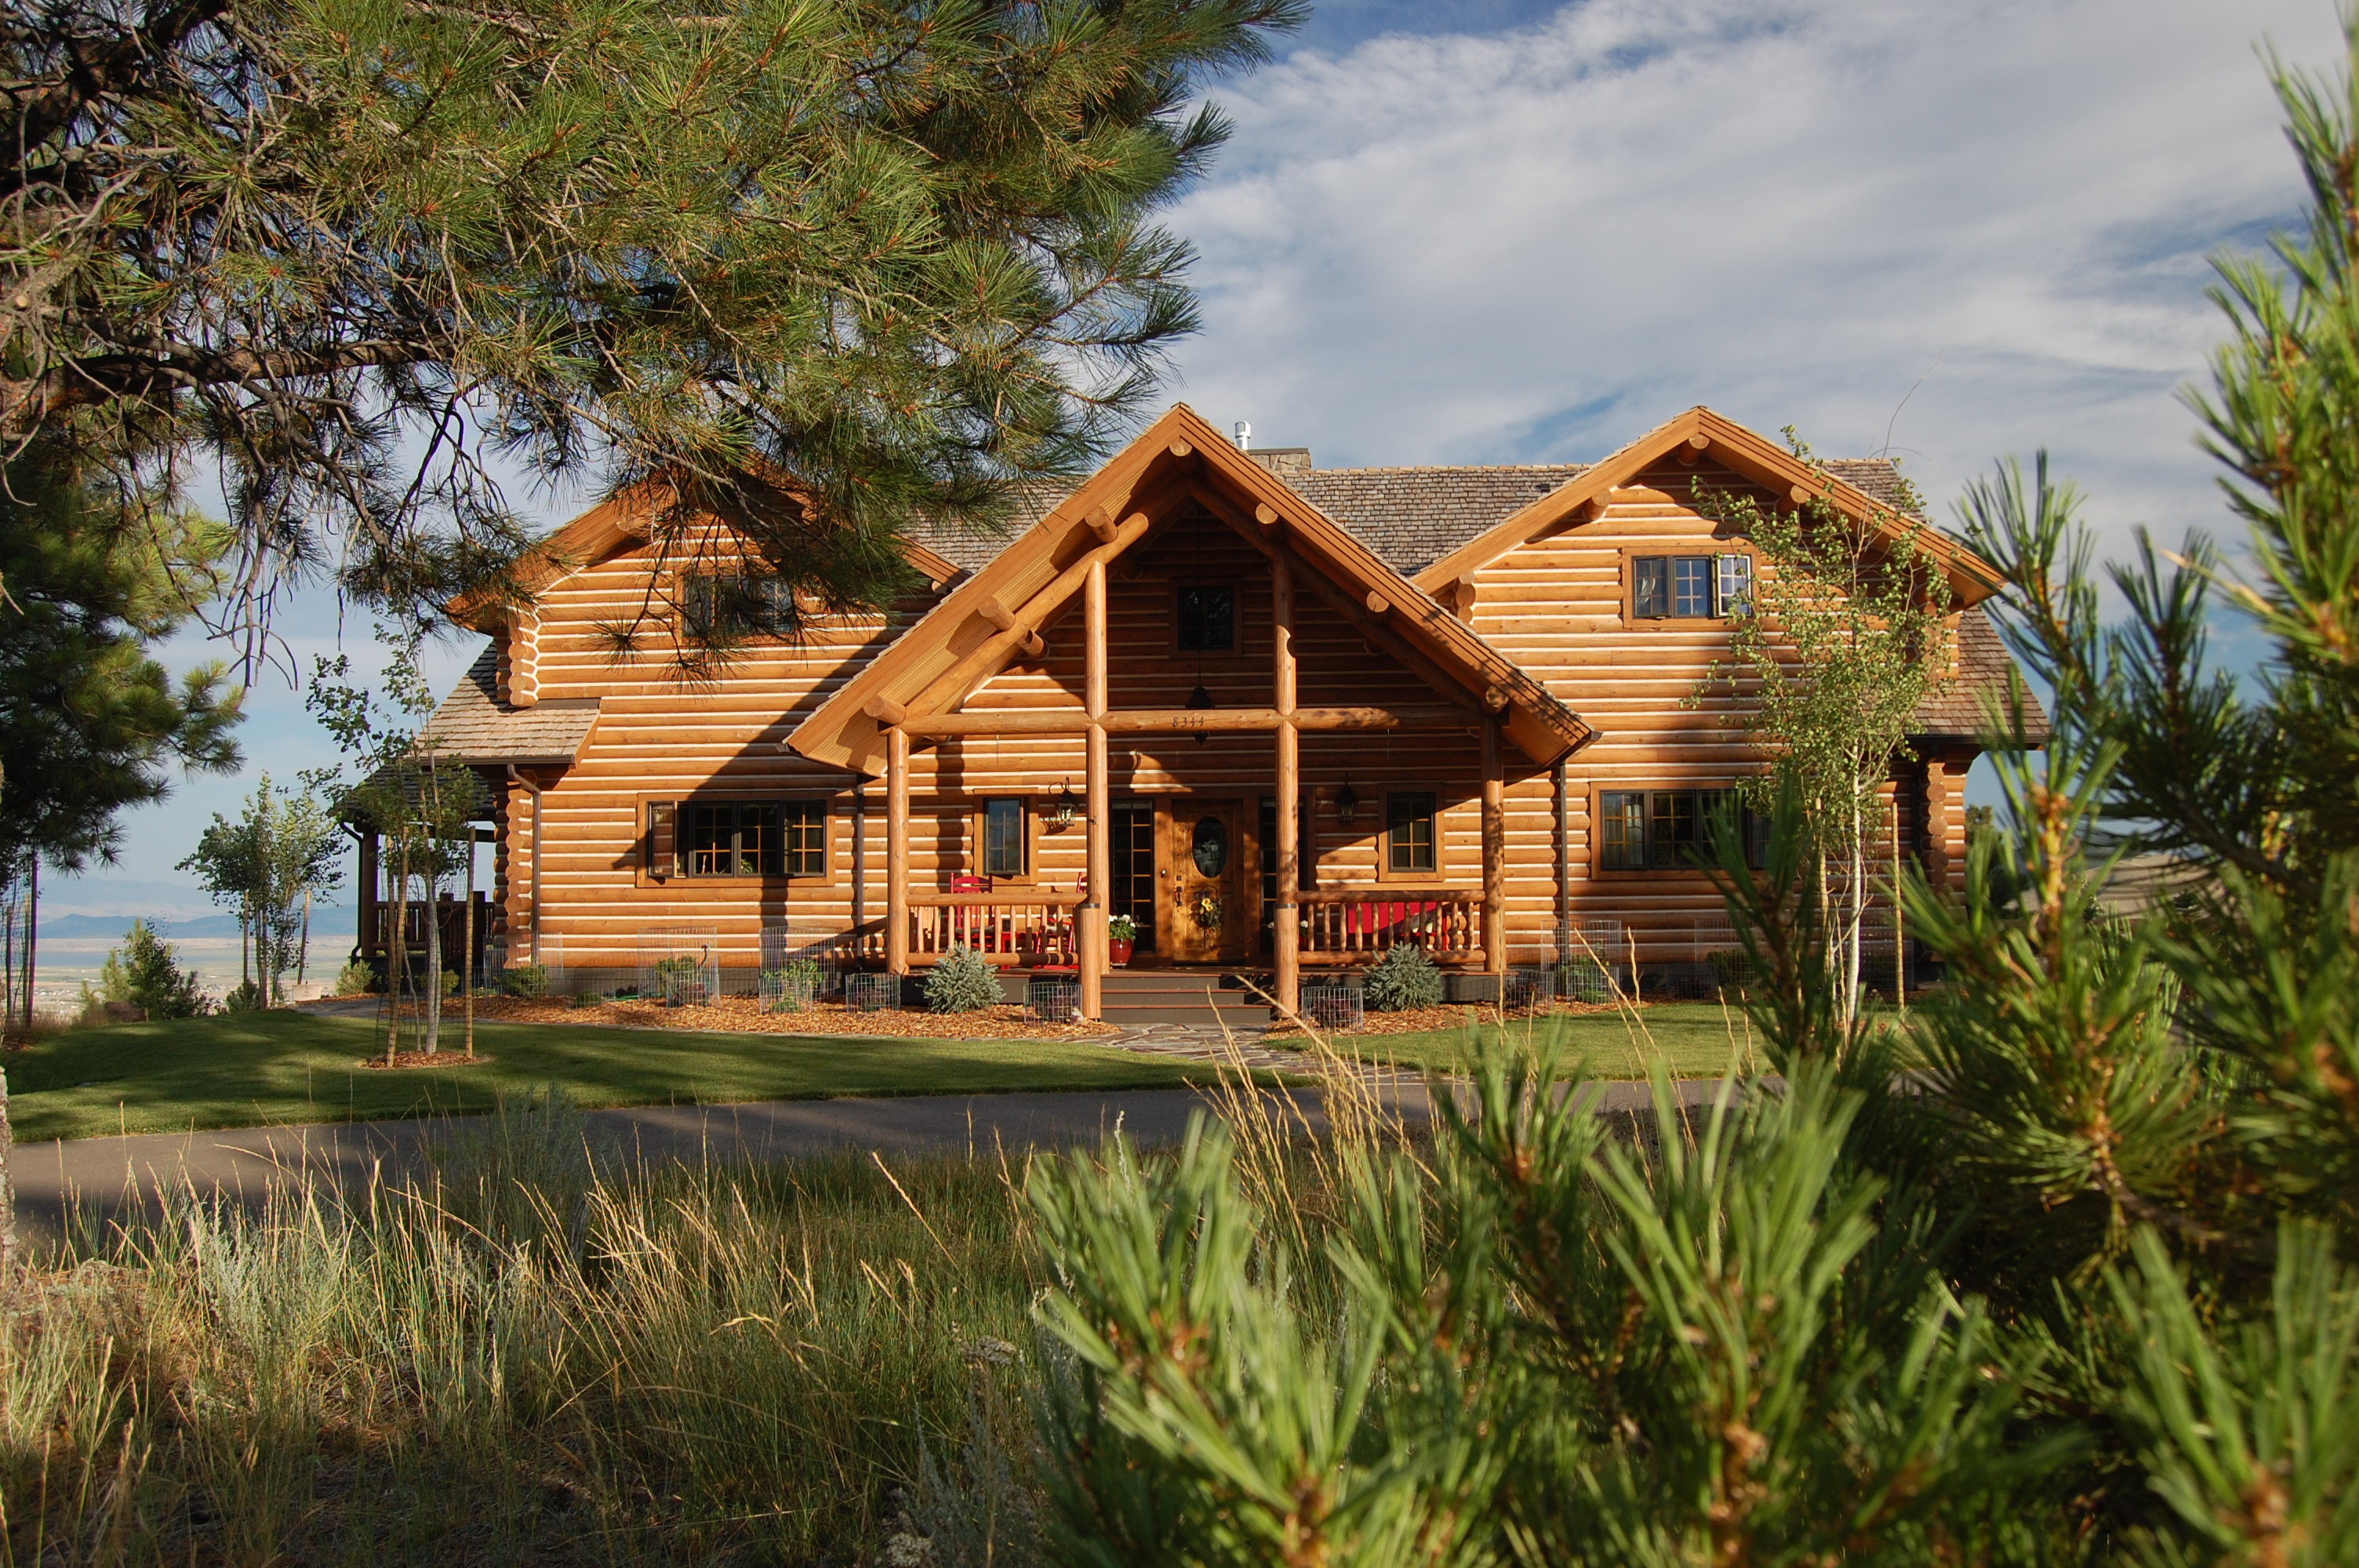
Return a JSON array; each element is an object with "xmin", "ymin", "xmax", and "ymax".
[{"xmin": 1107, "ymin": 938, "xmax": 1134, "ymax": 967}]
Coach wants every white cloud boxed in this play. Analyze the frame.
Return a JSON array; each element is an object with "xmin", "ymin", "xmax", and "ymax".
[{"xmin": 1170, "ymin": 0, "xmax": 2343, "ymax": 552}]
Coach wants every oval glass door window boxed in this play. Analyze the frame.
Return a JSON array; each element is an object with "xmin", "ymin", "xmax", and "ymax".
[{"xmin": 1190, "ymin": 817, "xmax": 1229, "ymax": 877}]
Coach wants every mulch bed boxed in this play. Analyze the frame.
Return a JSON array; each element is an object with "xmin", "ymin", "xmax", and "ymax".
[
  {"xmin": 437, "ymin": 993, "xmax": 1121, "ymax": 1042},
  {"xmin": 1263, "ymin": 998, "xmax": 1655, "ymax": 1040},
  {"xmin": 358, "ymin": 1050, "xmax": 496, "ymax": 1070}
]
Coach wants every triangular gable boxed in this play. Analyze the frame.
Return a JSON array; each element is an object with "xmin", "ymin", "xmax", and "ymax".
[
  {"xmin": 787, "ymin": 404, "xmax": 1595, "ymax": 776},
  {"xmin": 447, "ymin": 481, "xmax": 965, "ymax": 633},
  {"xmin": 1411, "ymin": 407, "xmax": 2004, "ymax": 604}
]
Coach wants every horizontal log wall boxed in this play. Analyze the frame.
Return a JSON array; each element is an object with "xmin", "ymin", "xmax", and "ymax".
[
  {"xmin": 489, "ymin": 464, "xmax": 1980, "ymax": 975},
  {"xmin": 1456, "ymin": 456, "xmax": 1972, "ymax": 964}
]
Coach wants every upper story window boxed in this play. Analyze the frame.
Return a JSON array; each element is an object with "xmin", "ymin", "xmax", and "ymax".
[
  {"xmin": 685, "ymin": 573, "xmax": 799, "ymax": 641},
  {"xmin": 1631, "ymin": 554, "xmax": 1752, "ymax": 620},
  {"xmin": 1176, "ymin": 585, "xmax": 1235, "ymax": 652},
  {"xmin": 1386, "ymin": 791, "xmax": 1438, "ymax": 875},
  {"xmin": 1599, "ymin": 788, "xmax": 1769, "ymax": 871}
]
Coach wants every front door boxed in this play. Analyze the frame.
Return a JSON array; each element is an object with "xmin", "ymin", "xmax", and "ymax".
[{"xmin": 1166, "ymin": 800, "xmax": 1249, "ymax": 964}]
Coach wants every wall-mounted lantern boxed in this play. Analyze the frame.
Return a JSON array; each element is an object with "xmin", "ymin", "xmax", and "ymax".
[{"xmin": 1333, "ymin": 781, "xmax": 1359, "ymax": 826}]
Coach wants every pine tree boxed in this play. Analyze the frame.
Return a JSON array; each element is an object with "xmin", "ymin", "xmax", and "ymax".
[
  {"xmin": 2, "ymin": 0, "xmax": 1305, "ymax": 646},
  {"xmin": 1021, "ymin": 20, "xmax": 2359, "ymax": 1567}
]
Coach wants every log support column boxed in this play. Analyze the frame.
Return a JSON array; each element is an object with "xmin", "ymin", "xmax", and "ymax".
[
  {"xmin": 1082, "ymin": 560, "xmax": 1110, "ymax": 1022},
  {"xmin": 885, "ymin": 726, "xmax": 910, "ymax": 976},
  {"xmin": 1482, "ymin": 716, "xmax": 1507, "ymax": 980},
  {"xmin": 1273, "ymin": 554, "xmax": 1300, "ymax": 1018}
]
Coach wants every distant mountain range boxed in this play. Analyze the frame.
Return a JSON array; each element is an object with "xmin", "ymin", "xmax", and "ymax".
[{"xmin": 37, "ymin": 910, "xmax": 358, "ymax": 943}]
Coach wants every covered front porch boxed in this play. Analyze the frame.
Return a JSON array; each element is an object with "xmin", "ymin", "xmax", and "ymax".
[{"xmin": 789, "ymin": 405, "xmax": 1594, "ymax": 1022}]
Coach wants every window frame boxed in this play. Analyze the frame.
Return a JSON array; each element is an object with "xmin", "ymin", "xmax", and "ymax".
[
  {"xmin": 973, "ymin": 797, "xmax": 1035, "ymax": 883},
  {"xmin": 1623, "ymin": 547, "xmax": 1756, "ymax": 624},
  {"xmin": 1380, "ymin": 790, "xmax": 1442, "ymax": 883},
  {"xmin": 1594, "ymin": 786, "xmax": 1769, "ymax": 874}
]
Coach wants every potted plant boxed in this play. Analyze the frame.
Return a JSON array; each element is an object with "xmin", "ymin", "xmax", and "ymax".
[{"xmin": 1107, "ymin": 914, "xmax": 1136, "ymax": 967}]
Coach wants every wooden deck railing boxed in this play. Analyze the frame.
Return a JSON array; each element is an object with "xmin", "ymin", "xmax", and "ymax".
[
  {"xmin": 907, "ymin": 891, "xmax": 1085, "ymax": 967},
  {"xmin": 1299, "ymin": 887, "xmax": 1482, "ymax": 964}
]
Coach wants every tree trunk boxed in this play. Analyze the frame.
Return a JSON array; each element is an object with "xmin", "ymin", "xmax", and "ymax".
[
  {"xmin": 388, "ymin": 842, "xmax": 409, "ymax": 1064},
  {"xmin": 423, "ymin": 851, "xmax": 442, "ymax": 1055},
  {"xmin": 463, "ymin": 837, "xmax": 476, "ymax": 1058},
  {"xmin": 20, "ymin": 861, "xmax": 35, "ymax": 1038},
  {"xmin": 299, "ymin": 888, "xmax": 311, "ymax": 991},
  {"xmin": 0, "ymin": 757, "xmax": 14, "ymax": 1271}
]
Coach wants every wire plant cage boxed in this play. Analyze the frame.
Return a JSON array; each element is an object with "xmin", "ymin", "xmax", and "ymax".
[
  {"xmin": 1025, "ymin": 974, "xmax": 1080, "ymax": 1025},
  {"xmin": 1298, "ymin": 977, "xmax": 1365, "ymax": 1033},
  {"xmin": 758, "ymin": 924, "xmax": 833, "ymax": 1011},
  {"xmin": 1500, "ymin": 967, "xmax": 1544, "ymax": 1014},
  {"xmin": 843, "ymin": 971, "xmax": 902, "ymax": 1013},
  {"xmin": 1547, "ymin": 920, "xmax": 1628, "ymax": 1004},
  {"xmin": 636, "ymin": 925, "xmax": 719, "ymax": 1007}
]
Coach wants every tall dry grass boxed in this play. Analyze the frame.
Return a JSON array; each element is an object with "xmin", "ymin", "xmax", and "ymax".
[{"xmin": 0, "ymin": 1094, "xmax": 1048, "ymax": 1566}]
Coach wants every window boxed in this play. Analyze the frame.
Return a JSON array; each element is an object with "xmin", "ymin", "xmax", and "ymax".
[
  {"xmin": 1631, "ymin": 554, "xmax": 1752, "ymax": 620},
  {"xmin": 685, "ymin": 574, "xmax": 799, "ymax": 641},
  {"xmin": 666, "ymin": 799, "xmax": 826, "ymax": 878},
  {"xmin": 1176, "ymin": 585, "xmax": 1235, "ymax": 652},
  {"xmin": 1598, "ymin": 789, "xmax": 1768, "ymax": 870},
  {"xmin": 783, "ymin": 801, "xmax": 827, "ymax": 877},
  {"xmin": 1386, "ymin": 792, "xmax": 1438, "ymax": 875},
  {"xmin": 1718, "ymin": 553, "xmax": 1754, "ymax": 615},
  {"xmin": 983, "ymin": 798, "xmax": 1027, "ymax": 877}
]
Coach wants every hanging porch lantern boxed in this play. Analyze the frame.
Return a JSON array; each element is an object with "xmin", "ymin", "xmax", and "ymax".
[{"xmin": 1333, "ymin": 781, "xmax": 1359, "ymax": 826}]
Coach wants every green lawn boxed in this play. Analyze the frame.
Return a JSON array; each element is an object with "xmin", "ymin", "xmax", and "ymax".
[
  {"xmin": 5, "ymin": 1011, "xmax": 1233, "ymax": 1144},
  {"xmin": 1308, "ymin": 1003, "xmax": 1768, "ymax": 1079}
]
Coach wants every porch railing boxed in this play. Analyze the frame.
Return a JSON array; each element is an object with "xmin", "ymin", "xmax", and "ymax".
[
  {"xmin": 907, "ymin": 891, "xmax": 1085, "ymax": 967},
  {"xmin": 1299, "ymin": 887, "xmax": 1482, "ymax": 965}
]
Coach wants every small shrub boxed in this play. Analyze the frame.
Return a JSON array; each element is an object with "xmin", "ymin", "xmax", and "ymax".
[
  {"xmin": 652, "ymin": 954, "xmax": 707, "ymax": 1005},
  {"xmin": 1707, "ymin": 949, "xmax": 1761, "ymax": 994},
  {"xmin": 501, "ymin": 963, "xmax": 551, "ymax": 999},
  {"xmin": 763, "ymin": 958, "xmax": 825, "ymax": 1012},
  {"xmin": 223, "ymin": 979, "xmax": 265, "ymax": 1012},
  {"xmin": 333, "ymin": 957, "xmax": 376, "ymax": 996},
  {"xmin": 1554, "ymin": 954, "xmax": 1617, "ymax": 1004},
  {"xmin": 106, "ymin": 920, "xmax": 206, "ymax": 1018},
  {"xmin": 1363, "ymin": 943, "xmax": 1443, "ymax": 1011},
  {"xmin": 925, "ymin": 946, "xmax": 1001, "ymax": 1014}
]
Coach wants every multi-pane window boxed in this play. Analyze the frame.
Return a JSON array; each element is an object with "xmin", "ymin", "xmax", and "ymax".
[
  {"xmin": 685, "ymin": 574, "xmax": 799, "ymax": 641},
  {"xmin": 1717, "ymin": 553, "xmax": 1754, "ymax": 615},
  {"xmin": 676, "ymin": 800, "xmax": 825, "ymax": 877},
  {"xmin": 1387, "ymin": 792, "xmax": 1438, "ymax": 875},
  {"xmin": 690, "ymin": 802, "xmax": 778, "ymax": 876},
  {"xmin": 983, "ymin": 798, "xmax": 1027, "ymax": 877},
  {"xmin": 783, "ymin": 802, "xmax": 827, "ymax": 877},
  {"xmin": 1176, "ymin": 585, "xmax": 1236, "ymax": 651},
  {"xmin": 1598, "ymin": 789, "xmax": 1768, "ymax": 870},
  {"xmin": 1632, "ymin": 554, "xmax": 1752, "ymax": 619}
]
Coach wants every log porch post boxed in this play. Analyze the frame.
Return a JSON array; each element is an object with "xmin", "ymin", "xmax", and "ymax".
[
  {"xmin": 1273, "ymin": 553, "xmax": 1300, "ymax": 1016},
  {"xmin": 885, "ymin": 725, "xmax": 910, "ymax": 976},
  {"xmin": 1082, "ymin": 558, "xmax": 1110, "ymax": 1021},
  {"xmin": 1482, "ymin": 715, "xmax": 1507, "ymax": 980}
]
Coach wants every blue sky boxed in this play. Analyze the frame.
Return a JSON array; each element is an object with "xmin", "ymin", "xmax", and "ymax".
[{"xmin": 42, "ymin": 0, "xmax": 2344, "ymax": 922}]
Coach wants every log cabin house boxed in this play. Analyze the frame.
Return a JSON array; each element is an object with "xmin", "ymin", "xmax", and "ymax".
[{"xmin": 360, "ymin": 404, "xmax": 2037, "ymax": 1024}]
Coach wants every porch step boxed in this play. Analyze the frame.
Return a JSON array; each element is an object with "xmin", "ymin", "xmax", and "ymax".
[{"xmin": 1099, "ymin": 969, "xmax": 1273, "ymax": 1030}]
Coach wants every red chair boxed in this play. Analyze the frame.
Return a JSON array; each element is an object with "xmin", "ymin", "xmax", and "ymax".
[{"xmin": 949, "ymin": 875, "xmax": 994, "ymax": 953}]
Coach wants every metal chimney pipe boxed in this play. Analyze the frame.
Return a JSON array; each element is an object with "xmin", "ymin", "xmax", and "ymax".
[{"xmin": 1234, "ymin": 420, "xmax": 1251, "ymax": 452}]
